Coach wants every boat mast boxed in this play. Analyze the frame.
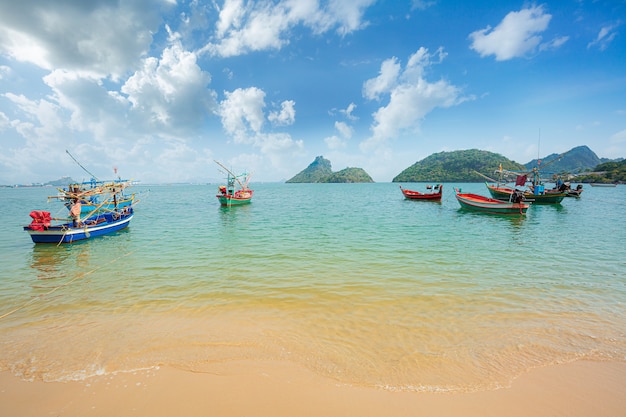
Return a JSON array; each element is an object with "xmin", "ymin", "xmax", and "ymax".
[
  {"xmin": 66, "ymin": 149, "xmax": 99, "ymax": 181},
  {"xmin": 214, "ymin": 160, "xmax": 248, "ymax": 190}
]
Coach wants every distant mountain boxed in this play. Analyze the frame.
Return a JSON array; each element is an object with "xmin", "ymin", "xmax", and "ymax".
[
  {"xmin": 524, "ymin": 145, "xmax": 604, "ymax": 173},
  {"xmin": 44, "ymin": 176, "xmax": 75, "ymax": 186},
  {"xmin": 575, "ymin": 159, "xmax": 626, "ymax": 183},
  {"xmin": 286, "ymin": 156, "xmax": 333, "ymax": 183},
  {"xmin": 319, "ymin": 167, "xmax": 373, "ymax": 183},
  {"xmin": 393, "ymin": 149, "xmax": 525, "ymax": 182},
  {"xmin": 287, "ymin": 156, "xmax": 374, "ymax": 183}
]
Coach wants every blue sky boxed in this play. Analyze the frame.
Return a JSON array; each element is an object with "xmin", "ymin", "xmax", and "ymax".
[{"xmin": 1, "ymin": 0, "xmax": 624, "ymax": 184}]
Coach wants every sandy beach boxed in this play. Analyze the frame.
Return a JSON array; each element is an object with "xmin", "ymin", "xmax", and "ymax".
[{"xmin": 2, "ymin": 360, "xmax": 625, "ymax": 417}]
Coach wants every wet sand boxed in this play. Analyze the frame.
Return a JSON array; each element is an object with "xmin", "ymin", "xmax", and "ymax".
[{"xmin": 1, "ymin": 360, "xmax": 625, "ymax": 417}]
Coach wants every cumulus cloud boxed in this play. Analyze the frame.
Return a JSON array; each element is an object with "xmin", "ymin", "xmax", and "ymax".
[
  {"xmin": 360, "ymin": 47, "xmax": 469, "ymax": 152},
  {"xmin": 218, "ymin": 87, "xmax": 303, "ymax": 159},
  {"xmin": 324, "ymin": 121, "xmax": 353, "ymax": 149},
  {"xmin": 121, "ymin": 31, "xmax": 216, "ymax": 129},
  {"xmin": 268, "ymin": 100, "xmax": 296, "ymax": 126},
  {"xmin": 363, "ymin": 58, "xmax": 402, "ymax": 100},
  {"xmin": 469, "ymin": 5, "xmax": 553, "ymax": 61},
  {"xmin": 0, "ymin": 1, "xmax": 168, "ymax": 79},
  {"xmin": 588, "ymin": 23, "xmax": 620, "ymax": 51},
  {"xmin": 201, "ymin": 0, "xmax": 376, "ymax": 57},
  {"xmin": 219, "ymin": 87, "xmax": 267, "ymax": 140}
]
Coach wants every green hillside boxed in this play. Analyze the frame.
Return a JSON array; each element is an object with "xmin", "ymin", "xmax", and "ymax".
[
  {"xmin": 286, "ymin": 156, "xmax": 333, "ymax": 183},
  {"xmin": 319, "ymin": 168, "xmax": 373, "ymax": 183},
  {"xmin": 287, "ymin": 156, "xmax": 373, "ymax": 183},
  {"xmin": 575, "ymin": 159, "xmax": 626, "ymax": 183},
  {"xmin": 393, "ymin": 149, "xmax": 525, "ymax": 182},
  {"xmin": 524, "ymin": 145, "xmax": 603, "ymax": 173}
]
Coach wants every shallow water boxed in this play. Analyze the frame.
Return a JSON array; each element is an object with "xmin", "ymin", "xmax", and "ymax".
[{"xmin": 1, "ymin": 182, "xmax": 625, "ymax": 392}]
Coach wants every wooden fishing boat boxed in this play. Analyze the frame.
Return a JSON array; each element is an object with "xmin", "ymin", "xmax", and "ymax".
[
  {"xmin": 215, "ymin": 161, "xmax": 254, "ymax": 206},
  {"xmin": 455, "ymin": 188, "xmax": 529, "ymax": 215},
  {"xmin": 48, "ymin": 151, "xmax": 136, "ymax": 215},
  {"xmin": 559, "ymin": 183, "xmax": 583, "ymax": 198},
  {"xmin": 590, "ymin": 183, "xmax": 617, "ymax": 187},
  {"xmin": 485, "ymin": 182, "xmax": 566, "ymax": 204},
  {"xmin": 24, "ymin": 207, "xmax": 134, "ymax": 244},
  {"xmin": 399, "ymin": 184, "xmax": 443, "ymax": 200},
  {"xmin": 50, "ymin": 178, "xmax": 135, "ymax": 215}
]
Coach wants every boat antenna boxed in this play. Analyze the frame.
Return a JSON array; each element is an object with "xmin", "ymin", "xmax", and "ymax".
[
  {"xmin": 66, "ymin": 149, "xmax": 99, "ymax": 181},
  {"xmin": 537, "ymin": 128, "xmax": 541, "ymax": 168},
  {"xmin": 214, "ymin": 160, "xmax": 248, "ymax": 190}
]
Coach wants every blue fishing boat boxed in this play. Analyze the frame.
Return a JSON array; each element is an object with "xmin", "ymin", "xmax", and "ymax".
[
  {"xmin": 24, "ymin": 207, "xmax": 134, "ymax": 244},
  {"xmin": 50, "ymin": 178, "xmax": 135, "ymax": 215}
]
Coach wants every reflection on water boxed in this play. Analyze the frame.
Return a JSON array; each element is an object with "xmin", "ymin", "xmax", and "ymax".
[{"xmin": 30, "ymin": 245, "xmax": 71, "ymax": 280}]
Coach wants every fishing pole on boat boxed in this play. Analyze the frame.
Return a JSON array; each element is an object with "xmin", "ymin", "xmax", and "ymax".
[
  {"xmin": 472, "ymin": 170, "xmax": 499, "ymax": 183},
  {"xmin": 66, "ymin": 149, "xmax": 99, "ymax": 181},
  {"xmin": 214, "ymin": 160, "xmax": 252, "ymax": 190}
]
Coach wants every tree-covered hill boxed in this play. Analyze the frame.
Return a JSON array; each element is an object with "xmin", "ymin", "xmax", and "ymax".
[
  {"xmin": 45, "ymin": 176, "xmax": 76, "ymax": 186},
  {"xmin": 286, "ymin": 156, "xmax": 333, "ymax": 183},
  {"xmin": 287, "ymin": 156, "xmax": 374, "ymax": 183},
  {"xmin": 319, "ymin": 168, "xmax": 373, "ymax": 183},
  {"xmin": 575, "ymin": 159, "xmax": 626, "ymax": 183},
  {"xmin": 524, "ymin": 145, "xmax": 604, "ymax": 173},
  {"xmin": 393, "ymin": 149, "xmax": 525, "ymax": 182}
]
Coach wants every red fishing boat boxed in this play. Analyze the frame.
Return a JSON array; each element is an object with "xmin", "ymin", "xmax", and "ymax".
[
  {"xmin": 455, "ymin": 188, "xmax": 529, "ymax": 215},
  {"xmin": 399, "ymin": 184, "xmax": 443, "ymax": 201}
]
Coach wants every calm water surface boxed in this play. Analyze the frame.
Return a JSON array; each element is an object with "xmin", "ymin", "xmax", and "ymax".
[{"xmin": 0, "ymin": 183, "xmax": 625, "ymax": 392}]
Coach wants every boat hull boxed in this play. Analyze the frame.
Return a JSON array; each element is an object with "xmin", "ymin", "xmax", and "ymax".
[
  {"xmin": 455, "ymin": 191, "xmax": 529, "ymax": 215},
  {"xmin": 485, "ymin": 183, "xmax": 565, "ymax": 204},
  {"xmin": 400, "ymin": 185, "xmax": 442, "ymax": 200},
  {"xmin": 24, "ymin": 209, "xmax": 133, "ymax": 244},
  {"xmin": 216, "ymin": 195, "xmax": 252, "ymax": 206}
]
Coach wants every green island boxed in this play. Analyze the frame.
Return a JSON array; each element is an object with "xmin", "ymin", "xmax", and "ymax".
[{"xmin": 286, "ymin": 146, "xmax": 623, "ymax": 184}]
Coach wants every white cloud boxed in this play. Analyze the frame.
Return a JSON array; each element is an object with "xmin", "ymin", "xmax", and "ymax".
[
  {"xmin": 321, "ymin": 0, "xmax": 377, "ymax": 36},
  {"xmin": 341, "ymin": 102, "xmax": 358, "ymax": 121},
  {"xmin": 324, "ymin": 120, "xmax": 353, "ymax": 150},
  {"xmin": 610, "ymin": 128, "xmax": 626, "ymax": 144},
  {"xmin": 201, "ymin": 0, "xmax": 376, "ymax": 57},
  {"xmin": 0, "ymin": 65, "xmax": 10, "ymax": 80},
  {"xmin": 360, "ymin": 47, "xmax": 470, "ymax": 152},
  {"xmin": 363, "ymin": 58, "xmax": 402, "ymax": 100},
  {"xmin": 121, "ymin": 34, "xmax": 216, "ymax": 129},
  {"xmin": 540, "ymin": 35, "xmax": 569, "ymax": 51},
  {"xmin": 335, "ymin": 121, "xmax": 353, "ymax": 139},
  {"xmin": 588, "ymin": 23, "xmax": 619, "ymax": 51},
  {"xmin": 324, "ymin": 135, "xmax": 346, "ymax": 149},
  {"xmin": 411, "ymin": 0, "xmax": 437, "ymax": 11},
  {"xmin": 219, "ymin": 87, "xmax": 267, "ymax": 140},
  {"xmin": 469, "ymin": 5, "xmax": 553, "ymax": 61},
  {"xmin": 0, "ymin": 1, "xmax": 168, "ymax": 79},
  {"xmin": 0, "ymin": 111, "xmax": 8, "ymax": 130},
  {"xmin": 268, "ymin": 100, "xmax": 296, "ymax": 126},
  {"xmin": 218, "ymin": 87, "xmax": 303, "ymax": 163}
]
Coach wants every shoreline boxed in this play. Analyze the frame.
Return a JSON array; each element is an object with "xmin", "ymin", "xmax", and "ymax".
[{"xmin": 2, "ymin": 360, "xmax": 625, "ymax": 417}]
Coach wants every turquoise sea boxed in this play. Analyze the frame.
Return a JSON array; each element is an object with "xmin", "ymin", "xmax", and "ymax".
[{"xmin": 1, "ymin": 182, "xmax": 625, "ymax": 392}]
